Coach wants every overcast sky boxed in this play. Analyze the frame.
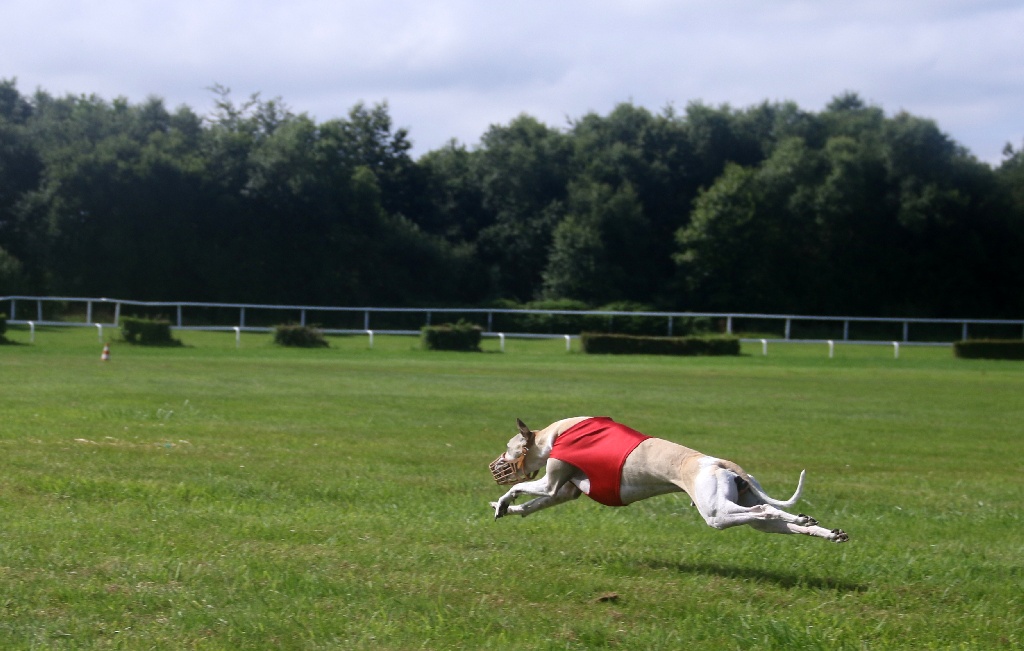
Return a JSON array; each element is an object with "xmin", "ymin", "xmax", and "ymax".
[{"xmin": 4, "ymin": 0, "xmax": 1022, "ymax": 165}]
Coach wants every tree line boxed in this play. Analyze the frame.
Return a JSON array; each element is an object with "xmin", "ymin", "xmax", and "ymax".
[{"xmin": 2, "ymin": 78, "xmax": 1023, "ymax": 318}]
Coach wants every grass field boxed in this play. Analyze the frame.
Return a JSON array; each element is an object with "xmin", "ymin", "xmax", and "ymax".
[{"xmin": 1, "ymin": 325, "xmax": 1022, "ymax": 650}]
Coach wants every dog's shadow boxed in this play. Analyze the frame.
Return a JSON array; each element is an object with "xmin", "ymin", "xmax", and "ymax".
[{"xmin": 640, "ymin": 559, "xmax": 867, "ymax": 593}]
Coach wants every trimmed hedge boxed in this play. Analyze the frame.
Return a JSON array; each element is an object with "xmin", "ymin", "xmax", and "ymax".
[
  {"xmin": 581, "ymin": 332, "xmax": 741, "ymax": 356},
  {"xmin": 421, "ymin": 321, "xmax": 482, "ymax": 352},
  {"xmin": 953, "ymin": 339, "xmax": 1024, "ymax": 360},
  {"xmin": 121, "ymin": 317, "xmax": 181, "ymax": 346},
  {"xmin": 274, "ymin": 324, "xmax": 329, "ymax": 348}
]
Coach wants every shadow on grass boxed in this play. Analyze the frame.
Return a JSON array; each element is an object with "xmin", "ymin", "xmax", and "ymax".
[{"xmin": 642, "ymin": 559, "xmax": 868, "ymax": 593}]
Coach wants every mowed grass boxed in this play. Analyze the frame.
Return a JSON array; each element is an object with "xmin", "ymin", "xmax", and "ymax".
[{"xmin": 1, "ymin": 326, "xmax": 1021, "ymax": 650}]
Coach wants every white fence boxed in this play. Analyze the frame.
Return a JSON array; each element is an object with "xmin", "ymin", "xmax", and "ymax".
[{"xmin": 4, "ymin": 295, "xmax": 1024, "ymax": 346}]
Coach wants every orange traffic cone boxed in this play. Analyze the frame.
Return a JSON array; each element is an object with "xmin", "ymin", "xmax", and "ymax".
[{"xmin": 101, "ymin": 344, "xmax": 110, "ymax": 361}]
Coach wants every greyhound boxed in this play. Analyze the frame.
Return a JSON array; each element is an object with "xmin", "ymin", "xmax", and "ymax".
[{"xmin": 489, "ymin": 417, "xmax": 848, "ymax": 543}]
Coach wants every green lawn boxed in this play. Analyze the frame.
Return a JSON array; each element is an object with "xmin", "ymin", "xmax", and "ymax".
[{"xmin": 1, "ymin": 326, "xmax": 1021, "ymax": 649}]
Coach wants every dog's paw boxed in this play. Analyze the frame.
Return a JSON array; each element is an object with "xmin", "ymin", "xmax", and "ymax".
[
  {"xmin": 831, "ymin": 528, "xmax": 849, "ymax": 543},
  {"xmin": 490, "ymin": 501, "xmax": 509, "ymax": 520}
]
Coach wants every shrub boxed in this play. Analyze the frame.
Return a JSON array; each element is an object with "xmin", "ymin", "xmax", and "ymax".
[
  {"xmin": 581, "ymin": 332, "xmax": 741, "ymax": 356},
  {"xmin": 0, "ymin": 312, "xmax": 8, "ymax": 344},
  {"xmin": 594, "ymin": 301, "xmax": 715, "ymax": 337},
  {"xmin": 489, "ymin": 299, "xmax": 603, "ymax": 334},
  {"xmin": 487, "ymin": 299, "xmax": 715, "ymax": 337},
  {"xmin": 592, "ymin": 301, "xmax": 662, "ymax": 336},
  {"xmin": 953, "ymin": 339, "xmax": 1024, "ymax": 361},
  {"xmin": 274, "ymin": 324, "xmax": 329, "ymax": 348},
  {"xmin": 421, "ymin": 321, "xmax": 482, "ymax": 352},
  {"xmin": 121, "ymin": 317, "xmax": 181, "ymax": 346}
]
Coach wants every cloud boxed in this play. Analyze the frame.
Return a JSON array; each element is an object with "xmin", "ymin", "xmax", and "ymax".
[{"xmin": 3, "ymin": 0, "xmax": 1022, "ymax": 162}]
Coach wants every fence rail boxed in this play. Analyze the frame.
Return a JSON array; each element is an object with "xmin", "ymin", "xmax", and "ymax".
[{"xmin": 4, "ymin": 295, "xmax": 1024, "ymax": 345}]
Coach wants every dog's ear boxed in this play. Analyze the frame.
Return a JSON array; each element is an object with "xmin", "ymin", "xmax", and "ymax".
[{"xmin": 516, "ymin": 418, "xmax": 535, "ymax": 445}]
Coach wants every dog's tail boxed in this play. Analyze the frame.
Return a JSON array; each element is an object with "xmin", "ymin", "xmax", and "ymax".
[{"xmin": 745, "ymin": 469, "xmax": 806, "ymax": 508}]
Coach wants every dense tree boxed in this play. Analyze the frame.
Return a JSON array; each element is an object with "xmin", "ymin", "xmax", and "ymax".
[
  {"xmin": 471, "ymin": 115, "xmax": 572, "ymax": 301},
  {"xmin": 416, "ymin": 140, "xmax": 489, "ymax": 242},
  {"xmin": 676, "ymin": 138, "xmax": 825, "ymax": 313},
  {"xmin": 565, "ymin": 104, "xmax": 692, "ymax": 303},
  {"xmin": 0, "ymin": 80, "xmax": 40, "ymax": 291},
  {"xmin": 542, "ymin": 180, "xmax": 652, "ymax": 302},
  {"xmin": 675, "ymin": 99, "xmax": 1024, "ymax": 317},
  {"xmin": 0, "ymin": 78, "xmax": 1020, "ymax": 317}
]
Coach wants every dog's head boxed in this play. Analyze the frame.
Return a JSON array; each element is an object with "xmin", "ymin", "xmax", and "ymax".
[{"xmin": 488, "ymin": 418, "xmax": 538, "ymax": 485}]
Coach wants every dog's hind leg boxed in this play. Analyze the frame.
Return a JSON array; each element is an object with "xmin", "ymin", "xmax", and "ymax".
[
  {"xmin": 690, "ymin": 467, "xmax": 849, "ymax": 542},
  {"xmin": 747, "ymin": 517, "xmax": 850, "ymax": 542},
  {"xmin": 700, "ymin": 501, "xmax": 814, "ymax": 529},
  {"xmin": 691, "ymin": 467, "xmax": 830, "ymax": 526},
  {"xmin": 699, "ymin": 500, "xmax": 848, "ymax": 542}
]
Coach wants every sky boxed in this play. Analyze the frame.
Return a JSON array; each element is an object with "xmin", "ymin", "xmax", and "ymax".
[{"xmin": 3, "ymin": 0, "xmax": 1023, "ymax": 165}]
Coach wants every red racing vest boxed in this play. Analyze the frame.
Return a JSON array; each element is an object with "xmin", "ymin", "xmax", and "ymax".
[{"xmin": 549, "ymin": 417, "xmax": 650, "ymax": 506}]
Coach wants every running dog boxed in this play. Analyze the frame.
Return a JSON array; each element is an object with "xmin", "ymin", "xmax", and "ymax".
[{"xmin": 489, "ymin": 417, "xmax": 848, "ymax": 542}]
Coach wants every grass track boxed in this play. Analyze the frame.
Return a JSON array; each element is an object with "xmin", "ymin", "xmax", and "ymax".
[{"xmin": 1, "ymin": 326, "xmax": 1022, "ymax": 649}]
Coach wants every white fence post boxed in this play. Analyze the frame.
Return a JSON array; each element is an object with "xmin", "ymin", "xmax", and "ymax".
[
  {"xmin": 367, "ymin": 330, "xmax": 374, "ymax": 349},
  {"xmin": 95, "ymin": 323, "xmax": 103, "ymax": 342},
  {"xmin": 564, "ymin": 335, "xmax": 571, "ymax": 352},
  {"xmin": 893, "ymin": 342, "xmax": 900, "ymax": 359},
  {"xmin": 785, "ymin": 319, "xmax": 792, "ymax": 340},
  {"xmin": 28, "ymin": 321, "xmax": 35, "ymax": 343},
  {"xmin": 828, "ymin": 340, "xmax": 835, "ymax": 358},
  {"xmin": 498, "ymin": 333, "xmax": 505, "ymax": 352},
  {"xmin": 761, "ymin": 339, "xmax": 768, "ymax": 356},
  {"xmin": 234, "ymin": 326, "xmax": 241, "ymax": 348}
]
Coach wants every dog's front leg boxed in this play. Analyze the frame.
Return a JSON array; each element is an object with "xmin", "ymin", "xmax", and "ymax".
[
  {"xmin": 502, "ymin": 482, "xmax": 582, "ymax": 518},
  {"xmin": 491, "ymin": 460, "xmax": 576, "ymax": 520},
  {"xmin": 492, "ymin": 476, "xmax": 551, "ymax": 519}
]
